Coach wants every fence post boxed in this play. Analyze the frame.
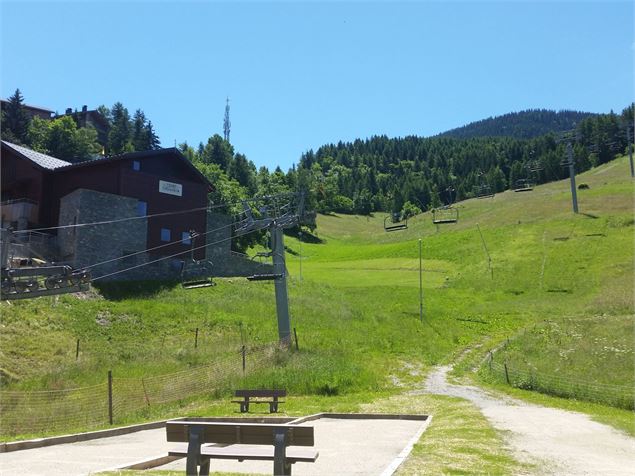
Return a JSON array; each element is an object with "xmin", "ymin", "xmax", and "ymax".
[
  {"xmin": 504, "ymin": 362, "xmax": 510, "ymax": 385},
  {"xmin": 293, "ymin": 327, "xmax": 299, "ymax": 351},
  {"xmin": 141, "ymin": 377, "xmax": 151, "ymax": 407},
  {"xmin": 241, "ymin": 345, "xmax": 246, "ymax": 374},
  {"xmin": 194, "ymin": 327, "xmax": 199, "ymax": 349},
  {"xmin": 75, "ymin": 339, "xmax": 80, "ymax": 360},
  {"xmin": 107, "ymin": 370, "xmax": 113, "ymax": 425}
]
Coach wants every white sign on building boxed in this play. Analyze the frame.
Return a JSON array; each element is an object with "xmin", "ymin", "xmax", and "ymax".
[{"xmin": 159, "ymin": 180, "xmax": 183, "ymax": 197}]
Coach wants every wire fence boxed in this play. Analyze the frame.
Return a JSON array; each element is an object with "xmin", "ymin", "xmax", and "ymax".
[
  {"xmin": 0, "ymin": 343, "xmax": 280, "ymax": 437},
  {"xmin": 486, "ymin": 354, "xmax": 634, "ymax": 410}
]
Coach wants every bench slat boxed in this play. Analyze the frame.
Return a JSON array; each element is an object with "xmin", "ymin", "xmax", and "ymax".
[
  {"xmin": 231, "ymin": 400, "xmax": 286, "ymax": 404},
  {"xmin": 235, "ymin": 389, "xmax": 286, "ymax": 398},
  {"xmin": 166, "ymin": 421, "xmax": 314, "ymax": 446},
  {"xmin": 168, "ymin": 443, "xmax": 318, "ymax": 463}
]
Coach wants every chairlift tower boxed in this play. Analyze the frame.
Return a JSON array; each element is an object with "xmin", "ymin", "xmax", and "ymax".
[
  {"xmin": 237, "ymin": 192, "xmax": 305, "ymax": 345},
  {"xmin": 625, "ymin": 118, "xmax": 634, "ymax": 178},
  {"xmin": 562, "ymin": 142, "xmax": 579, "ymax": 214},
  {"xmin": 557, "ymin": 129, "xmax": 579, "ymax": 214}
]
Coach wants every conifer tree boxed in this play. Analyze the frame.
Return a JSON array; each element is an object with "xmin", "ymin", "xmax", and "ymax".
[
  {"xmin": 1, "ymin": 88, "xmax": 30, "ymax": 144},
  {"xmin": 108, "ymin": 102, "xmax": 132, "ymax": 154}
]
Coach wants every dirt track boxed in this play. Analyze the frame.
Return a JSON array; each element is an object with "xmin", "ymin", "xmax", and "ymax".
[{"xmin": 422, "ymin": 365, "xmax": 635, "ymax": 475}]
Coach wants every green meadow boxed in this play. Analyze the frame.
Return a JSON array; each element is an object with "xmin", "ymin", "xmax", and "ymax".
[{"xmin": 1, "ymin": 156, "xmax": 633, "ymax": 452}]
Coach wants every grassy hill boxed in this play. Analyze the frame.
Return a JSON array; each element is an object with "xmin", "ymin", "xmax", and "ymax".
[{"xmin": 1, "ymin": 155, "xmax": 633, "ymax": 443}]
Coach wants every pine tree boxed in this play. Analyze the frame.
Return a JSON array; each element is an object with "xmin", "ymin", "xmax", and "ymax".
[
  {"xmin": 144, "ymin": 121, "xmax": 160, "ymax": 150},
  {"xmin": 201, "ymin": 134, "xmax": 234, "ymax": 170},
  {"xmin": 108, "ymin": 102, "xmax": 132, "ymax": 155},
  {"xmin": 132, "ymin": 109, "xmax": 147, "ymax": 151},
  {"xmin": 1, "ymin": 88, "xmax": 30, "ymax": 144}
]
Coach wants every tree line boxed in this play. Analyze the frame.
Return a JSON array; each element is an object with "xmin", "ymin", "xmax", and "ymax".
[
  {"xmin": 1, "ymin": 89, "xmax": 160, "ymax": 162},
  {"xmin": 439, "ymin": 109, "xmax": 597, "ymax": 140},
  {"xmin": 3, "ymin": 88, "xmax": 632, "ymax": 228},
  {"xmin": 297, "ymin": 104, "xmax": 634, "ymax": 218}
]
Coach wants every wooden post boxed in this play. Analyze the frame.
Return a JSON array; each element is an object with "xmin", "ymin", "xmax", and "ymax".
[
  {"xmin": 107, "ymin": 370, "xmax": 113, "ymax": 425},
  {"xmin": 504, "ymin": 362, "xmax": 510, "ymax": 385},
  {"xmin": 241, "ymin": 345, "xmax": 246, "ymax": 374},
  {"xmin": 75, "ymin": 338, "xmax": 80, "ymax": 361},
  {"xmin": 141, "ymin": 378, "xmax": 151, "ymax": 407},
  {"xmin": 194, "ymin": 327, "xmax": 199, "ymax": 349},
  {"xmin": 293, "ymin": 327, "xmax": 299, "ymax": 351}
]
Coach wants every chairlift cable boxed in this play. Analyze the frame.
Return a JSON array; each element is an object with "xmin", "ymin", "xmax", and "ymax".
[
  {"xmin": 83, "ymin": 221, "xmax": 237, "ymax": 270},
  {"xmin": 13, "ymin": 200, "xmax": 250, "ymax": 234},
  {"xmin": 91, "ymin": 224, "xmax": 269, "ymax": 282}
]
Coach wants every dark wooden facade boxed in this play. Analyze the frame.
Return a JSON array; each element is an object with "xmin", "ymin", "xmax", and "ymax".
[{"xmin": 1, "ymin": 144, "xmax": 212, "ymax": 260}]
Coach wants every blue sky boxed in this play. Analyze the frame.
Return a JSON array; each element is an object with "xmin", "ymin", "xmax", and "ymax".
[{"xmin": 1, "ymin": 1, "xmax": 633, "ymax": 170}]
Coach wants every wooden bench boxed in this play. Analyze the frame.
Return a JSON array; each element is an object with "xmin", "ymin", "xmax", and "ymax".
[
  {"xmin": 232, "ymin": 389, "xmax": 286, "ymax": 413},
  {"xmin": 166, "ymin": 419, "xmax": 317, "ymax": 476}
]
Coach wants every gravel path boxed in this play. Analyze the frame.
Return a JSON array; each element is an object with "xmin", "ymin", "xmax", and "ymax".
[{"xmin": 422, "ymin": 365, "xmax": 635, "ymax": 475}]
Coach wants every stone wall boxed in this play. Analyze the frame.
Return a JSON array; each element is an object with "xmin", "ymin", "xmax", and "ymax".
[
  {"xmin": 57, "ymin": 191, "xmax": 271, "ymax": 281},
  {"xmin": 58, "ymin": 189, "xmax": 149, "ymax": 279}
]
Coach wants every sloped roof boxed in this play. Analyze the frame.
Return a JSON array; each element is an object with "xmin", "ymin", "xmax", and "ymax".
[
  {"xmin": 56, "ymin": 148, "xmax": 214, "ymax": 190},
  {"xmin": 1, "ymin": 141, "xmax": 72, "ymax": 170}
]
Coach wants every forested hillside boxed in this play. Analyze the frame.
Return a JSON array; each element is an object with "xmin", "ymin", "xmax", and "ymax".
[
  {"xmin": 439, "ymin": 109, "xmax": 597, "ymax": 140},
  {"xmin": 298, "ymin": 105, "xmax": 633, "ymax": 217},
  {"xmin": 3, "ymin": 89, "xmax": 632, "ymax": 226}
]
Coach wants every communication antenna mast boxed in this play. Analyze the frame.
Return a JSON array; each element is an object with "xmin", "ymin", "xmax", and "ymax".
[{"xmin": 223, "ymin": 97, "xmax": 231, "ymax": 143}]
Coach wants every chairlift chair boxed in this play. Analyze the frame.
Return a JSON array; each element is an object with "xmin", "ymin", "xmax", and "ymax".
[
  {"xmin": 474, "ymin": 184, "xmax": 494, "ymax": 199},
  {"xmin": 181, "ymin": 259, "xmax": 215, "ymax": 289},
  {"xmin": 246, "ymin": 273, "xmax": 283, "ymax": 281},
  {"xmin": 180, "ymin": 230, "xmax": 214, "ymax": 289},
  {"xmin": 432, "ymin": 206, "xmax": 459, "ymax": 224},
  {"xmin": 513, "ymin": 179, "xmax": 534, "ymax": 192},
  {"xmin": 384, "ymin": 213, "xmax": 408, "ymax": 232},
  {"xmin": 246, "ymin": 250, "xmax": 282, "ymax": 281}
]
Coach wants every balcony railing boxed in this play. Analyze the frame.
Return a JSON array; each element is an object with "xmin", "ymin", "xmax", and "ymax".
[{"xmin": 0, "ymin": 198, "xmax": 39, "ymax": 225}]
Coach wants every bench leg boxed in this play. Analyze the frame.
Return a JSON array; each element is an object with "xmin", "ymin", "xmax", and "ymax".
[
  {"xmin": 273, "ymin": 427, "xmax": 291, "ymax": 476},
  {"xmin": 186, "ymin": 425, "xmax": 203, "ymax": 476},
  {"xmin": 199, "ymin": 456, "xmax": 210, "ymax": 476}
]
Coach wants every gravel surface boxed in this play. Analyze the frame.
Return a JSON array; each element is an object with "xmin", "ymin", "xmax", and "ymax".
[{"xmin": 422, "ymin": 365, "xmax": 635, "ymax": 475}]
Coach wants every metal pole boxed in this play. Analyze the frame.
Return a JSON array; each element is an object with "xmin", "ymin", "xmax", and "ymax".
[
  {"xmin": 194, "ymin": 327, "xmax": 198, "ymax": 348},
  {"xmin": 627, "ymin": 125, "xmax": 634, "ymax": 178},
  {"xmin": 75, "ymin": 338, "xmax": 80, "ymax": 360},
  {"xmin": 299, "ymin": 232, "xmax": 303, "ymax": 282},
  {"xmin": 0, "ymin": 228, "xmax": 10, "ymax": 269},
  {"xmin": 418, "ymin": 239, "xmax": 423, "ymax": 323},
  {"xmin": 272, "ymin": 226, "xmax": 292, "ymax": 345},
  {"xmin": 567, "ymin": 142, "xmax": 579, "ymax": 213},
  {"xmin": 107, "ymin": 370, "xmax": 113, "ymax": 425}
]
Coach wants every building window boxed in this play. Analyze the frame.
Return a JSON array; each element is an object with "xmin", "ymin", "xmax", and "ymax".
[
  {"xmin": 161, "ymin": 228, "xmax": 171, "ymax": 242},
  {"xmin": 181, "ymin": 231, "xmax": 192, "ymax": 245},
  {"xmin": 132, "ymin": 160, "xmax": 141, "ymax": 171},
  {"xmin": 137, "ymin": 201, "xmax": 147, "ymax": 217}
]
